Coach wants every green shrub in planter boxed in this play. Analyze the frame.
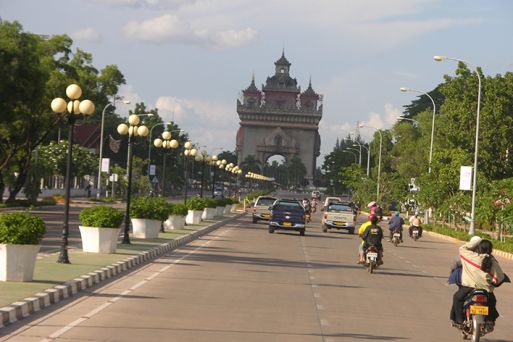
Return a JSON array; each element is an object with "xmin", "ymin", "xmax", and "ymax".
[
  {"xmin": 214, "ymin": 198, "xmax": 227, "ymax": 207},
  {"xmin": 79, "ymin": 206, "xmax": 124, "ymax": 228},
  {"xmin": 186, "ymin": 197, "xmax": 206, "ymax": 211},
  {"xmin": 0, "ymin": 212, "xmax": 46, "ymax": 244},
  {"xmin": 130, "ymin": 197, "xmax": 170, "ymax": 221},
  {"xmin": 170, "ymin": 203, "xmax": 188, "ymax": 217},
  {"xmin": 204, "ymin": 199, "xmax": 218, "ymax": 208}
]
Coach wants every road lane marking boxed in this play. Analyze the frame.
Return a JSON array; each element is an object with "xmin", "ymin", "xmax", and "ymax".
[
  {"xmin": 317, "ymin": 304, "xmax": 325, "ymax": 310},
  {"xmin": 320, "ymin": 319, "xmax": 330, "ymax": 326},
  {"xmin": 314, "ymin": 293, "xmax": 320, "ymax": 298},
  {"xmin": 38, "ymin": 227, "xmax": 231, "ymax": 341}
]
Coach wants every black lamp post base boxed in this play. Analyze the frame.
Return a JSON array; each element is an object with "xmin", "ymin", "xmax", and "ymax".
[{"xmin": 57, "ymin": 250, "xmax": 70, "ymax": 264}]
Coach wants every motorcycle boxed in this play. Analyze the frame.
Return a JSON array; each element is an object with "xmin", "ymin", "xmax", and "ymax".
[
  {"xmin": 392, "ymin": 230, "xmax": 402, "ymax": 247},
  {"xmin": 459, "ymin": 289, "xmax": 494, "ymax": 342},
  {"xmin": 411, "ymin": 226, "xmax": 421, "ymax": 241},
  {"xmin": 364, "ymin": 245, "xmax": 380, "ymax": 273}
]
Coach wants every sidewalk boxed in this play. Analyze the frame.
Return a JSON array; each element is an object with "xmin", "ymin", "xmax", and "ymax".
[{"xmin": 0, "ymin": 211, "xmax": 246, "ymax": 328}]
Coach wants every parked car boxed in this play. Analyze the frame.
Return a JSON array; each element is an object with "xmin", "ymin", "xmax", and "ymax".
[
  {"xmin": 322, "ymin": 196, "xmax": 342, "ymax": 210},
  {"xmin": 322, "ymin": 202, "xmax": 356, "ymax": 234},
  {"xmin": 252, "ymin": 196, "xmax": 277, "ymax": 223},
  {"xmin": 268, "ymin": 199, "xmax": 306, "ymax": 235}
]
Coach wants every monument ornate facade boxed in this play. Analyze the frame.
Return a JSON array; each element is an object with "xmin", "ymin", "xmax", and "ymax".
[{"xmin": 236, "ymin": 52, "xmax": 322, "ymax": 183}]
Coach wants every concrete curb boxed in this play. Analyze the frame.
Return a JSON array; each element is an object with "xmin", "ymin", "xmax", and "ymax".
[
  {"xmin": 0, "ymin": 213, "xmax": 245, "ymax": 329},
  {"xmin": 425, "ymin": 230, "xmax": 513, "ymax": 261}
]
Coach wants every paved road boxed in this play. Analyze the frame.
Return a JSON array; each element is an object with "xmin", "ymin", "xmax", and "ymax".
[{"xmin": 2, "ymin": 208, "xmax": 513, "ymax": 341}]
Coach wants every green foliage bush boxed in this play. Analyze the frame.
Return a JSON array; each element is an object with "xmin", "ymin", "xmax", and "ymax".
[
  {"xmin": 204, "ymin": 199, "xmax": 217, "ymax": 208},
  {"xmin": 130, "ymin": 197, "xmax": 170, "ymax": 221},
  {"xmin": 79, "ymin": 206, "xmax": 124, "ymax": 228},
  {"xmin": 0, "ymin": 212, "xmax": 46, "ymax": 244},
  {"xmin": 186, "ymin": 197, "xmax": 206, "ymax": 211},
  {"xmin": 170, "ymin": 203, "xmax": 188, "ymax": 216}
]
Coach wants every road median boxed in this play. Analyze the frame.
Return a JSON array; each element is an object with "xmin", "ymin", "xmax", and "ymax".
[{"xmin": 0, "ymin": 212, "xmax": 245, "ymax": 328}]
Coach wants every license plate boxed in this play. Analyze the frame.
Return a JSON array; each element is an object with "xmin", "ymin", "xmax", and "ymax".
[
  {"xmin": 263, "ymin": 214, "xmax": 270, "ymax": 218},
  {"xmin": 393, "ymin": 233, "xmax": 401, "ymax": 237},
  {"xmin": 470, "ymin": 305, "xmax": 489, "ymax": 315},
  {"xmin": 283, "ymin": 222, "xmax": 292, "ymax": 227},
  {"xmin": 367, "ymin": 252, "xmax": 378, "ymax": 259},
  {"xmin": 334, "ymin": 221, "xmax": 345, "ymax": 225}
]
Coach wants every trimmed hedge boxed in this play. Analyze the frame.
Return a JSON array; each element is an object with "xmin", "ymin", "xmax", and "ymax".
[
  {"xmin": 79, "ymin": 206, "xmax": 124, "ymax": 228},
  {"xmin": 425, "ymin": 223, "xmax": 513, "ymax": 254},
  {"xmin": 0, "ymin": 212, "xmax": 46, "ymax": 244}
]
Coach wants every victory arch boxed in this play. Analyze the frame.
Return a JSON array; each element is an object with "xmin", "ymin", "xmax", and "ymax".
[{"xmin": 236, "ymin": 52, "xmax": 323, "ymax": 184}]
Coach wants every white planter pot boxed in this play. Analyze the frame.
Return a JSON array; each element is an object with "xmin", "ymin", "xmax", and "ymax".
[
  {"xmin": 0, "ymin": 244, "xmax": 40, "ymax": 282},
  {"xmin": 231, "ymin": 204, "xmax": 239, "ymax": 213},
  {"xmin": 216, "ymin": 206, "xmax": 225, "ymax": 217},
  {"xmin": 131, "ymin": 218, "xmax": 162, "ymax": 239},
  {"xmin": 164, "ymin": 215, "xmax": 185, "ymax": 230},
  {"xmin": 186, "ymin": 210, "xmax": 203, "ymax": 224},
  {"xmin": 79, "ymin": 226, "xmax": 121, "ymax": 253},
  {"xmin": 202, "ymin": 208, "xmax": 216, "ymax": 220},
  {"xmin": 224, "ymin": 204, "xmax": 232, "ymax": 215}
]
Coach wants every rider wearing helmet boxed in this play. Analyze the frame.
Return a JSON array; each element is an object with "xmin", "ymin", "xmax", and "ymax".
[
  {"xmin": 362, "ymin": 214, "xmax": 384, "ymax": 265},
  {"xmin": 388, "ymin": 211, "xmax": 404, "ymax": 242},
  {"xmin": 357, "ymin": 214, "xmax": 375, "ymax": 264}
]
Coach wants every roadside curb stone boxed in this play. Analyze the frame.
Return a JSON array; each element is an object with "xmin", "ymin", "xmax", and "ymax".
[
  {"xmin": 425, "ymin": 230, "xmax": 513, "ymax": 261},
  {"xmin": 0, "ymin": 213, "xmax": 245, "ymax": 329}
]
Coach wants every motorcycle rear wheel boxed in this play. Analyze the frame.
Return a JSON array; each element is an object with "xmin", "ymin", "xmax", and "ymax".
[{"xmin": 368, "ymin": 262, "xmax": 374, "ymax": 274}]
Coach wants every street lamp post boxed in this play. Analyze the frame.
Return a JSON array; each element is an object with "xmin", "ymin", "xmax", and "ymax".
[
  {"xmin": 343, "ymin": 150, "xmax": 358, "ymax": 163},
  {"xmin": 400, "ymin": 87, "xmax": 436, "ymax": 173},
  {"xmin": 183, "ymin": 142, "xmax": 197, "ymax": 204},
  {"xmin": 51, "ymin": 84, "xmax": 95, "ymax": 264},
  {"xmin": 210, "ymin": 155, "xmax": 219, "ymax": 198},
  {"xmin": 153, "ymin": 129, "xmax": 179, "ymax": 197},
  {"xmin": 359, "ymin": 124, "xmax": 382, "ymax": 202},
  {"xmin": 97, "ymin": 99, "xmax": 130, "ymax": 200},
  {"xmin": 353, "ymin": 142, "xmax": 370, "ymax": 176},
  {"xmin": 345, "ymin": 148, "xmax": 361, "ymax": 165},
  {"xmin": 117, "ymin": 114, "xmax": 150, "ymax": 244},
  {"xmin": 197, "ymin": 150, "xmax": 211, "ymax": 198},
  {"xmin": 434, "ymin": 55, "xmax": 481, "ymax": 235}
]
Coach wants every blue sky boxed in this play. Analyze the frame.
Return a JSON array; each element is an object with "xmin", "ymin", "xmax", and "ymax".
[{"xmin": 2, "ymin": 0, "xmax": 513, "ymax": 162}]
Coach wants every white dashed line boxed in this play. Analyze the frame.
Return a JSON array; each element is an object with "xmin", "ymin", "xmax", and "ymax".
[
  {"xmin": 317, "ymin": 304, "xmax": 325, "ymax": 310},
  {"xmin": 320, "ymin": 319, "xmax": 330, "ymax": 326}
]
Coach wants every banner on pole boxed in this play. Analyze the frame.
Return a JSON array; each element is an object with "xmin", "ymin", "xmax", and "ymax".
[
  {"xmin": 101, "ymin": 158, "xmax": 110, "ymax": 173},
  {"xmin": 149, "ymin": 164, "xmax": 156, "ymax": 176},
  {"xmin": 459, "ymin": 166, "xmax": 472, "ymax": 191}
]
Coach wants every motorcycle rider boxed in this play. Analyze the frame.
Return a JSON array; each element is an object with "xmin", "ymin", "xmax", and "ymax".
[
  {"xmin": 311, "ymin": 198, "xmax": 318, "ymax": 213},
  {"xmin": 408, "ymin": 212, "xmax": 423, "ymax": 238},
  {"xmin": 357, "ymin": 215, "xmax": 374, "ymax": 264},
  {"xmin": 450, "ymin": 237, "xmax": 505, "ymax": 329},
  {"xmin": 388, "ymin": 211, "xmax": 404, "ymax": 242},
  {"xmin": 362, "ymin": 215, "xmax": 384, "ymax": 265}
]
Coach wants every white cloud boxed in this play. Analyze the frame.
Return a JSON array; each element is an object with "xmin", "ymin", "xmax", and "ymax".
[
  {"xmin": 70, "ymin": 27, "xmax": 101, "ymax": 43},
  {"xmin": 123, "ymin": 14, "xmax": 256, "ymax": 48},
  {"xmin": 155, "ymin": 96, "xmax": 237, "ymax": 151}
]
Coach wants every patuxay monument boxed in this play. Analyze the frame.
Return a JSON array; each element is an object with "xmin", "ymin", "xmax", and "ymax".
[{"xmin": 236, "ymin": 51, "xmax": 323, "ymax": 184}]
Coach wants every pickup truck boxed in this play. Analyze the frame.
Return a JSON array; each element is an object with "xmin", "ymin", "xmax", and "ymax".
[
  {"xmin": 269, "ymin": 199, "xmax": 306, "ymax": 236},
  {"xmin": 252, "ymin": 196, "xmax": 277, "ymax": 223},
  {"xmin": 322, "ymin": 202, "xmax": 356, "ymax": 234}
]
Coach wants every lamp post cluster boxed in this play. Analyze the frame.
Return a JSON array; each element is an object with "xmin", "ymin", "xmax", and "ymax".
[
  {"xmin": 117, "ymin": 114, "xmax": 150, "ymax": 245},
  {"xmin": 51, "ymin": 84, "xmax": 95, "ymax": 264},
  {"xmin": 183, "ymin": 142, "xmax": 197, "ymax": 203},
  {"xmin": 153, "ymin": 128, "xmax": 180, "ymax": 197}
]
